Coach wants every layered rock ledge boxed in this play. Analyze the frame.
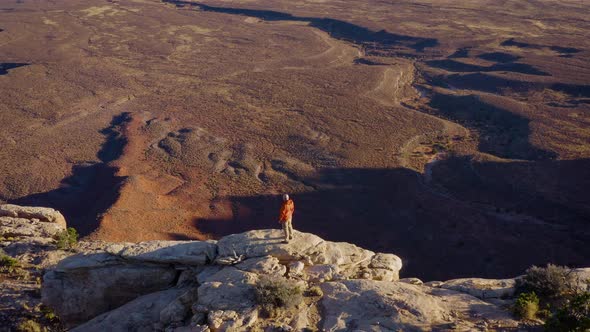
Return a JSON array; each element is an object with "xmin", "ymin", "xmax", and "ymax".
[
  {"xmin": 2, "ymin": 205, "xmax": 588, "ymax": 331},
  {"xmin": 42, "ymin": 229, "xmax": 405, "ymax": 329}
]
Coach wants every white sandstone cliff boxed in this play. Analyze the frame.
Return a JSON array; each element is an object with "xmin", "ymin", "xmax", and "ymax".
[{"xmin": 2, "ymin": 204, "xmax": 589, "ymax": 331}]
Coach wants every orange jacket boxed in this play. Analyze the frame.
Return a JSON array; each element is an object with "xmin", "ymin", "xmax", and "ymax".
[{"xmin": 279, "ymin": 199, "xmax": 295, "ymax": 222}]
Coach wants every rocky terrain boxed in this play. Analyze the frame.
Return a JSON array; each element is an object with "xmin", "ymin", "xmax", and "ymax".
[{"xmin": 2, "ymin": 204, "xmax": 590, "ymax": 331}]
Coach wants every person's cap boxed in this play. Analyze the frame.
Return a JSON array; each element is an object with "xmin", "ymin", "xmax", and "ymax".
[{"xmin": 283, "ymin": 194, "xmax": 289, "ymax": 201}]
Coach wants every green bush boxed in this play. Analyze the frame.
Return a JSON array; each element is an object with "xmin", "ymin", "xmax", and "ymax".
[
  {"xmin": 55, "ymin": 227, "xmax": 78, "ymax": 250},
  {"xmin": 517, "ymin": 264, "xmax": 576, "ymax": 303},
  {"xmin": 514, "ymin": 292, "xmax": 539, "ymax": 320},
  {"xmin": 0, "ymin": 253, "xmax": 19, "ymax": 268},
  {"xmin": 545, "ymin": 292, "xmax": 590, "ymax": 332},
  {"xmin": 254, "ymin": 276, "xmax": 303, "ymax": 317}
]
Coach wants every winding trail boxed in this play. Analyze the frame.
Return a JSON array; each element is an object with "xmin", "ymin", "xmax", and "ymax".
[{"xmin": 303, "ymin": 29, "xmax": 362, "ymax": 68}]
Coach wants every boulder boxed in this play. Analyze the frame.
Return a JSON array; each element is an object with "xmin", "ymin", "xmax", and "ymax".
[
  {"xmin": 320, "ymin": 280, "xmax": 448, "ymax": 331},
  {"xmin": 196, "ymin": 266, "xmax": 224, "ymax": 284},
  {"xmin": 0, "ymin": 212, "xmax": 73, "ymax": 268},
  {"xmin": 195, "ymin": 266, "xmax": 260, "ymax": 329},
  {"xmin": 215, "ymin": 229, "xmax": 324, "ymax": 263},
  {"xmin": 105, "ymin": 240, "xmax": 218, "ymax": 265},
  {"xmin": 235, "ymin": 256, "xmax": 287, "ymax": 277},
  {"xmin": 0, "ymin": 216, "xmax": 65, "ymax": 238},
  {"xmin": 160, "ymin": 287, "xmax": 200, "ymax": 325},
  {"xmin": 320, "ymin": 280, "xmax": 518, "ymax": 331},
  {"xmin": 288, "ymin": 261, "xmax": 305, "ymax": 277},
  {"xmin": 0, "ymin": 204, "xmax": 67, "ymax": 229},
  {"xmin": 290, "ymin": 305, "xmax": 311, "ymax": 331},
  {"xmin": 320, "ymin": 241, "xmax": 374, "ymax": 266},
  {"xmin": 71, "ymin": 287, "xmax": 197, "ymax": 332},
  {"xmin": 42, "ymin": 253, "xmax": 178, "ymax": 326},
  {"xmin": 215, "ymin": 230, "xmax": 387, "ymax": 281},
  {"xmin": 305, "ymin": 264, "xmax": 336, "ymax": 282},
  {"xmin": 440, "ymin": 278, "xmax": 516, "ymax": 299},
  {"xmin": 206, "ymin": 309, "xmax": 258, "ymax": 331},
  {"xmin": 197, "ymin": 268, "xmax": 258, "ymax": 311},
  {"xmin": 369, "ymin": 253, "xmax": 403, "ymax": 281}
]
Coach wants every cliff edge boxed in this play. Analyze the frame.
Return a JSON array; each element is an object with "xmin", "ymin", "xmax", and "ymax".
[{"xmin": 1, "ymin": 204, "xmax": 589, "ymax": 331}]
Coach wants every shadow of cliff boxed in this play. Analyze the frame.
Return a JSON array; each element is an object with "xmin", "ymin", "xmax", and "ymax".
[
  {"xmin": 501, "ymin": 38, "xmax": 581, "ymax": 57},
  {"xmin": 477, "ymin": 52, "xmax": 522, "ymax": 63},
  {"xmin": 162, "ymin": 0, "xmax": 438, "ymax": 53},
  {"xmin": 0, "ymin": 63, "xmax": 28, "ymax": 75},
  {"xmin": 428, "ymin": 92, "xmax": 558, "ymax": 160},
  {"xmin": 427, "ymin": 59, "xmax": 550, "ymax": 76},
  {"xmin": 196, "ymin": 160, "xmax": 590, "ymax": 280},
  {"xmin": 11, "ymin": 113, "xmax": 131, "ymax": 236},
  {"xmin": 431, "ymin": 156, "xmax": 590, "ymax": 225},
  {"xmin": 434, "ymin": 72, "xmax": 590, "ymax": 99}
]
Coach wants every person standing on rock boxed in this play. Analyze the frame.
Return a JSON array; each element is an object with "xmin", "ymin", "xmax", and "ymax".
[{"xmin": 279, "ymin": 194, "xmax": 295, "ymax": 243}]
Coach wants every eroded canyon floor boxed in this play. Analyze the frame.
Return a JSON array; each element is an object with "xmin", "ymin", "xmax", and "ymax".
[{"xmin": 1, "ymin": 0, "xmax": 589, "ymax": 279}]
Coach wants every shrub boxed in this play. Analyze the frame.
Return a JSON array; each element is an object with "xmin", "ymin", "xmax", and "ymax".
[
  {"xmin": 514, "ymin": 292, "xmax": 539, "ymax": 320},
  {"xmin": 307, "ymin": 286, "xmax": 323, "ymax": 297},
  {"xmin": 545, "ymin": 292, "xmax": 590, "ymax": 332},
  {"xmin": 17, "ymin": 319, "xmax": 42, "ymax": 332},
  {"xmin": 254, "ymin": 276, "xmax": 303, "ymax": 317},
  {"xmin": 40, "ymin": 305, "xmax": 58, "ymax": 322},
  {"xmin": 517, "ymin": 264, "xmax": 576, "ymax": 303},
  {"xmin": 55, "ymin": 227, "xmax": 78, "ymax": 250},
  {"xmin": 0, "ymin": 253, "xmax": 19, "ymax": 268}
]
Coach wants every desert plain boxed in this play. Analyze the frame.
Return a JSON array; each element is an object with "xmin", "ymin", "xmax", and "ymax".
[{"xmin": 1, "ymin": 0, "xmax": 589, "ymax": 280}]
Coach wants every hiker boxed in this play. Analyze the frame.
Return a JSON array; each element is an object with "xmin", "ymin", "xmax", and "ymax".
[{"xmin": 278, "ymin": 194, "xmax": 295, "ymax": 243}]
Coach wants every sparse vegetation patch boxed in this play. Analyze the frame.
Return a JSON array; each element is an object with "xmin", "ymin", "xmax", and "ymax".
[
  {"xmin": 1, "ymin": 253, "xmax": 19, "ymax": 268},
  {"xmin": 54, "ymin": 227, "xmax": 78, "ymax": 250},
  {"xmin": 513, "ymin": 291, "xmax": 539, "ymax": 320},
  {"xmin": 515, "ymin": 264, "xmax": 590, "ymax": 330},
  {"xmin": 516, "ymin": 264, "xmax": 576, "ymax": 304},
  {"xmin": 545, "ymin": 292, "xmax": 590, "ymax": 332},
  {"xmin": 254, "ymin": 276, "xmax": 303, "ymax": 318}
]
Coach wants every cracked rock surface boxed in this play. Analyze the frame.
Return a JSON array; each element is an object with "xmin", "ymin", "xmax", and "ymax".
[{"xmin": 6, "ymin": 205, "xmax": 587, "ymax": 331}]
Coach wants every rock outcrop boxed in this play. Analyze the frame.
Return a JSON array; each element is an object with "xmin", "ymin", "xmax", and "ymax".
[
  {"xmin": 41, "ymin": 228, "xmax": 405, "ymax": 329},
  {"xmin": 0, "ymin": 204, "xmax": 70, "ymax": 331},
  {"xmin": 0, "ymin": 204, "xmax": 67, "ymax": 229},
  {"xmin": 320, "ymin": 280, "xmax": 516, "ymax": 331},
  {"xmin": 3, "ymin": 204, "xmax": 587, "ymax": 331}
]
